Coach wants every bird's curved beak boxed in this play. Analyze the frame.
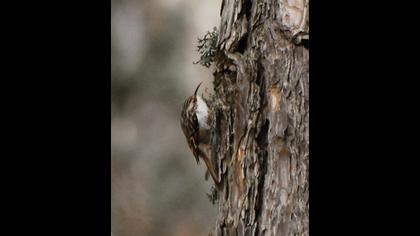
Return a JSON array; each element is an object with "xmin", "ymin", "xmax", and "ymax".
[{"xmin": 194, "ymin": 82, "xmax": 203, "ymax": 96}]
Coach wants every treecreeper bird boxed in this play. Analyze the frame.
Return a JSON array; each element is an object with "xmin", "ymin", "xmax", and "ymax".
[{"xmin": 180, "ymin": 82, "xmax": 219, "ymax": 186}]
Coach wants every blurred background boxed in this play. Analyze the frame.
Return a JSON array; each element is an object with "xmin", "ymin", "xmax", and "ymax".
[{"xmin": 111, "ymin": 0, "xmax": 220, "ymax": 235}]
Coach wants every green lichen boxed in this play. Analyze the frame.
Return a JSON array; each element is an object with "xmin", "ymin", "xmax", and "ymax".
[
  {"xmin": 206, "ymin": 186, "xmax": 218, "ymax": 205},
  {"xmin": 194, "ymin": 27, "xmax": 218, "ymax": 68}
]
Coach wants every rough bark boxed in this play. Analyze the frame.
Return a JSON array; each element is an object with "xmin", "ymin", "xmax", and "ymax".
[{"xmin": 209, "ymin": 0, "xmax": 309, "ymax": 235}]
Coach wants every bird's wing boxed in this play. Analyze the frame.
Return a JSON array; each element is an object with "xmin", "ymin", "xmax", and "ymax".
[
  {"xmin": 189, "ymin": 113, "xmax": 200, "ymax": 164},
  {"xmin": 188, "ymin": 135, "xmax": 200, "ymax": 164}
]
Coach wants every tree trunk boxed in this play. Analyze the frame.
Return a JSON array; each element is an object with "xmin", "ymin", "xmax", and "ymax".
[{"xmin": 210, "ymin": 0, "xmax": 309, "ymax": 235}]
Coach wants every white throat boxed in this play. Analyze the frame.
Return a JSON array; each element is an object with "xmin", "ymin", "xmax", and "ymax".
[{"xmin": 196, "ymin": 96, "xmax": 210, "ymax": 130}]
